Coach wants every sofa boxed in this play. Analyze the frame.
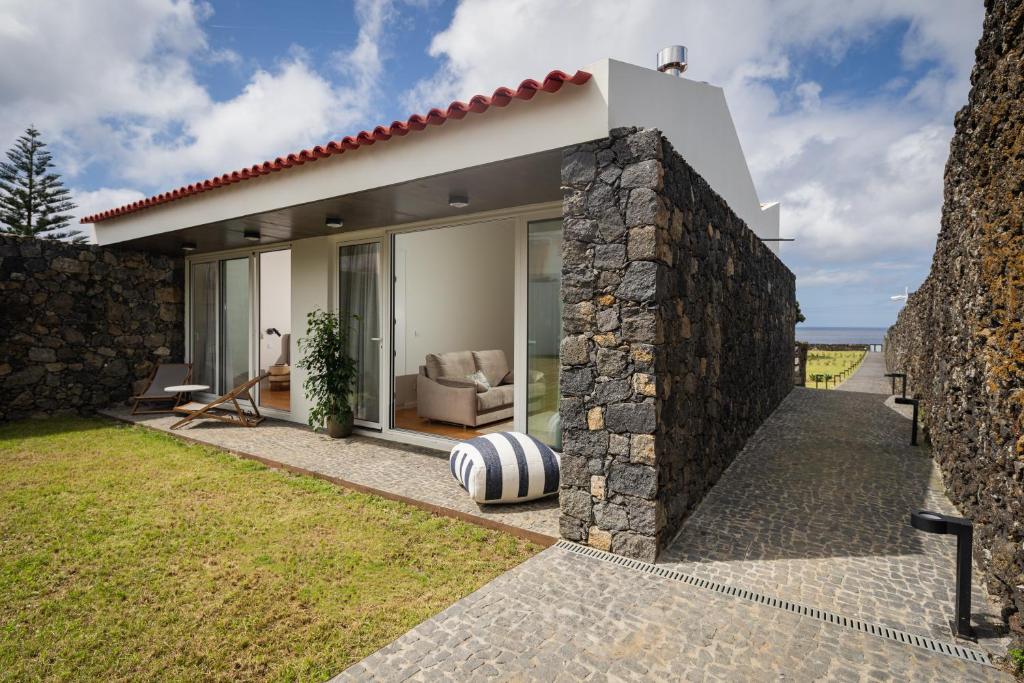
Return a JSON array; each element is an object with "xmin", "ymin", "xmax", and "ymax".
[{"xmin": 416, "ymin": 349, "xmax": 544, "ymax": 428}]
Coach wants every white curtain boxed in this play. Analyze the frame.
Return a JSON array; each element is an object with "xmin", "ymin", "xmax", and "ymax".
[{"xmin": 339, "ymin": 243, "xmax": 380, "ymax": 423}]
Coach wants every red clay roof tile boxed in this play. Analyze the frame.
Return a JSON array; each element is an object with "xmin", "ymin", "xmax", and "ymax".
[{"xmin": 82, "ymin": 69, "xmax": 592, "ymax": 224}]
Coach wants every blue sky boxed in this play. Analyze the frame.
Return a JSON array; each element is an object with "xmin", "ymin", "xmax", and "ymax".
[{"xmin": 0, "ymin": 0, "xmax": 985, "ymax": 328}]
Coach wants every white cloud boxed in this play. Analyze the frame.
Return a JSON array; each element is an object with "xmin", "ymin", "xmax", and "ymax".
[
  {"xmin": 403, "ymin": 0, "xmax": 982, "ymax": 275},
  {"xmin": 0, "ymin": 0, "xmax": 397, "ymax": 193},
  {"xmin": 69, "ymin": 187, "xmax": 150, "ymax": 242},
  {"xmin": 796, "ymin": 268, "xmax": 871, "ymax": 288}
]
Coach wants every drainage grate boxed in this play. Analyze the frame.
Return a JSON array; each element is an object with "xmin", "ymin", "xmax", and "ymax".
[{"xmin": 553, "ymin": 540, "xmax": 993, "ymax": 668}]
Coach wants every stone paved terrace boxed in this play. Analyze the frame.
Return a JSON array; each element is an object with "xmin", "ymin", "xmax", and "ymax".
[
  {"xmin": 99, "ymin": 407, "xmax": 559, "ymax": 543},
  {"xmin": 339, "ymin": 354, "xmax": 1012, "ymax": 680}
]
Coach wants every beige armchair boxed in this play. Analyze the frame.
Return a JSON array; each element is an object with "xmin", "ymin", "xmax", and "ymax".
[{"xmin": 416, "ymin": 350, "xmax": 544, "ymax": 428}]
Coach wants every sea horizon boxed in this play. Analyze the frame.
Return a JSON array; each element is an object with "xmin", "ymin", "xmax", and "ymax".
[{"xmin": 796, "ymin": 326, "xmax": 888, "ymax": 345}]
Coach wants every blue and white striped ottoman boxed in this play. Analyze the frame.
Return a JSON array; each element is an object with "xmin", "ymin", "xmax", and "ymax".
[{"xmin": 449, "ymin": 432, "xmax": 560, "ymax": 504}]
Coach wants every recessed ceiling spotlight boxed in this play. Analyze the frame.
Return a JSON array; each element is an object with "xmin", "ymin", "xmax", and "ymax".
[
  {"xmin": 181, "ymin": 241, "xmax": 197, "ymax": 252},
  {"xmin": 325, "ymin": 215, "xmax": 344, "ymax": 229},
  {"xmin": 243, "ymin": 230, "xmax": 260, "ymax": 242},
  {"xmin": 448, "ymin": 193, "xmax": 469, "ymax": 209}
]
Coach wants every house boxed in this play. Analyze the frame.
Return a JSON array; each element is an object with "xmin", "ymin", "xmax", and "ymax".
[{"xmin": 84, "ymin": 49, "xmax": 796, "ymax": 560}]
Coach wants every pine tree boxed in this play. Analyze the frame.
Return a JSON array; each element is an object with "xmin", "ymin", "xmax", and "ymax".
[{"xmin": 0, "ymin": 127, "xmax": 85, "ymax": 243}]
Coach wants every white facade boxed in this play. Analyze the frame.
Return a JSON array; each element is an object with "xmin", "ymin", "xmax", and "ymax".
[
  {"xmin": 93, "ymin": 58, "xmax": 778, "ymax": 249},
  {"xmin": 91, "ymin": 56, "xmax": 780, "ymax": 449}
]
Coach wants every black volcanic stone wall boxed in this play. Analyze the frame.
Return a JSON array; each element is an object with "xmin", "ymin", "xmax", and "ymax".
[
  {"xmin": 0, "ymin": 235, "xmax": 184, "ymax": 421},
  {"xmin": 885, "ymin": 0, "xmax": 1023, "ymax": 645},
  {"xmin": 558, "ymin": 127, "xmax": 796, "ymax": 561}
]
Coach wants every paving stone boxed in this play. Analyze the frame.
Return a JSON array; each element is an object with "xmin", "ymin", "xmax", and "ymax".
[{"xmin": 333, "ymin": 547, "xmax": 1006, "ymax": 682}]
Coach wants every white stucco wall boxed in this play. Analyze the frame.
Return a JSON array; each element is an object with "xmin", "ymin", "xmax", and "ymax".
[
  {"xmin": 600, "ymin": 59, "xmax": 780, "ymax": 251},
  {"xmin": 289, "ymin": 237, "xmax": 331, "ymax": 424},
  {"xmin": 393, "ymin": 219, "xmax": 516, "ymax": 378}
]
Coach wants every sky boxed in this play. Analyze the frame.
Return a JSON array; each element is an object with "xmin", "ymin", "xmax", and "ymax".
[{"xmin": 0, "ymin": 0, "xmax": 985, "ymax": 328}]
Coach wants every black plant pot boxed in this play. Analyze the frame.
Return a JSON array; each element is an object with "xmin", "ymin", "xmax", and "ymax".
[{"xmin": 327, "ymin": 411, "xmax": 354, "ymax": 438}]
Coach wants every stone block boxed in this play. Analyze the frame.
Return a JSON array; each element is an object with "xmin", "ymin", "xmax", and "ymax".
[
  {"xmin": 561, "ymin": 150, "xmax": 596, "ymax": 185},
  {"xmin": 608, "ymin": 462, "xmax": 657, "ymax": 499},
  {"xmin": 632, "ymin": 373, "xmax": 656, "ymax": 397},
  {"xmin": 596, "ymin": 348, "xmax": 628, "ymax": 378},
  {"xmin": 560, "ymin": 335, "xmax": 590, "ymax": 366},
  {"xmin": 620, "ymin": 159, "xmax": 664, "ymax": 190},
  {"xmin": 616, "ymin": 261, "xmax": 658, "ymax": 302},
  {"xmin": 611, "ymin": 531, "xmax": 658, "ymax": 563},
  {"xmin": 605, "ymin": 401, "xmax": 656, "ymax": 434},
  {"xmin": 588, "ymin": 527, "xmax": 612, "ymax": 551},
  {"xmin": 593, "ymin": 243, "xmax": 626, "ymax": 270},
  {"xmin": 627, "ymin": 225, "xmax": 659, "ymax": 262},
  {"xmin": 629, "ymin": 434, "xmax": 655, "ymax": 465},
  {"xmin": 559, "ymin": 488, "xmax": 593, "ymax": 522},
  {"xmin": 594, "ymin": 379, "xmax": 631, "ymax": 405}
]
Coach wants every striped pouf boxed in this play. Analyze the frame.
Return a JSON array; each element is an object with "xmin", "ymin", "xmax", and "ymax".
[{"xmin": 449, "ymin": 432, "xmax": 560, "ymax": 504}]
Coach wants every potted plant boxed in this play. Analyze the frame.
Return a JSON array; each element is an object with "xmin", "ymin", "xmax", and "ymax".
[{"xmin": 297, "ymin": 308, "xmax": 359, "ymax": 438}]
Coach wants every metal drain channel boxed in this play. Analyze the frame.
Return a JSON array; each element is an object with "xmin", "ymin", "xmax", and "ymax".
[{"xmin": 554, "ymin": 540, "xmax": 993, "ymax": 668}]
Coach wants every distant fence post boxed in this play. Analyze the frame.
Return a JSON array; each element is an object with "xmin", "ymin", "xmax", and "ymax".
[{"xmin": 794, "ymin": 343, "xmax": 808, "ymax": 387}]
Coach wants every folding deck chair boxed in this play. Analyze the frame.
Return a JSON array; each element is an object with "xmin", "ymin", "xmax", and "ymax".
[
  {"xmin": 170, "ymin": 373, "xmax": 269, "ymax": 430},
  {"xmin": 131, "ymin": 363, "xmax": 193, "ymax": 414}
]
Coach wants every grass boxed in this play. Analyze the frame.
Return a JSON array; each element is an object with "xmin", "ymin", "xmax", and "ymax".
[
  {"xmin": 805, "ymin": 349, "xmax": 866, "ymax": 389},
  {"xmin": 0, "ymin": 418, "xmax": 539, "ymax": 682}
]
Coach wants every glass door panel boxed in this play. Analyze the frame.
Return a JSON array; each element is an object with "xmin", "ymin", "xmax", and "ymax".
[
  {"xmin": 257, "ymin": 249, "xmax": 292, "ymax": 412},
  {"xmin": 527, "ymin": 219, "xmax": 563, "ymax": 449},
  {"xmin": 221, "ymin": 257, "xmax": 250, "ymax": 393},
  {"xmin": 339, "ymin": 242, "xmax": 381, "ymax": 427},
  {"xmin": 190, "ymin": 261, "xmax": 218, "ymax": 390},
  {"xmin": 188, "ymin": 257, "xmax": 251, "ymax": 396}
]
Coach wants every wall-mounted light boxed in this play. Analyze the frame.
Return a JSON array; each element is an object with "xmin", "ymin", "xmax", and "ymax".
[
  {"xmin": 181, "ymin": 241, "xmax": 197, "ymax": 252},
  {"xmin": 325, "ymin": 215, "xmax": 344, "ymax": 229},
  {"xmin": 448, "ymin": 193, "xmax": 469, "ymax": 209},
  {"xmin": 244, "ymin": 230, "xmax": 260, "ymax": 242}
]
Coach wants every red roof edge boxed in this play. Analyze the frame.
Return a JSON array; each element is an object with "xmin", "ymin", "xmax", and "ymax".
[{"xmin": 82, "ymin": 69, "xmax": 592, "ymax": 224}]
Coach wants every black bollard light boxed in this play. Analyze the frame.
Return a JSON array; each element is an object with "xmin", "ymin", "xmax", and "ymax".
[
  {"xmin": 894, "ymin": 397, "xmax": 919, "ymax": 445},
  {"xmin": 885, "ymin": 372, "xmax": 907, "ymax": 398},
  {"xmin": 910, "ymin": 511, "xmax": 975, "ymax": 639}
]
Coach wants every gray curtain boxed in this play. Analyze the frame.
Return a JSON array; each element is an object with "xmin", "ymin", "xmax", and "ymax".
[
  {"xmin": 339, "ymin": 243, "xmax": 380, "ymax": 423},
  {"xmin": 190, "ymin": 262, "xmax": 218, "ymax": 390}
]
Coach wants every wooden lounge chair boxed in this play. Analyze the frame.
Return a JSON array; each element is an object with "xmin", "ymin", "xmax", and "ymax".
[
  {"xmin": 170, "ymin": 373, "xmax": 268, "ymax": 430},
  {"xmin": 131, "ymin": 363, "xmax": 192, "ymax": 415}
]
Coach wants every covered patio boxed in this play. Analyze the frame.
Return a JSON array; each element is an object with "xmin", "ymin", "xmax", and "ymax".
[{"xmin": 100, "ymin": 406, "xmax": 559, "ymax": 545}]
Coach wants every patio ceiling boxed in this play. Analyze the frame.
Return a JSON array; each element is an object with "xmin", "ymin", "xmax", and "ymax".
[{"xmin": 113, "ymin": 149, "xmax": 565, "ymax": 255}]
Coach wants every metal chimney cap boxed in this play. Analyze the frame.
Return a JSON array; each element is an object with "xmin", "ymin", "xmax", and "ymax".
[{"xmin": 657, "ymin": 45, "xmax": 688, "ymax": 77}]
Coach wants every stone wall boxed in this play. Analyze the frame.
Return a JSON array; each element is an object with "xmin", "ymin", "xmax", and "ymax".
[
  {"xmin": 0, "ymin": 235, "xmax": 184, "ymax": 421},
  {"xmin": 884, "ymin": 0, "xmax": 1023, "ymax": 643},
  {"xmin": 559, "ymin": 127, "xmax": 796, "ymax": 562}
]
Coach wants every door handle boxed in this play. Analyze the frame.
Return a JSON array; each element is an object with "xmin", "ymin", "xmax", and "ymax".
[{"xmin": 370, "ymin": 337, "xmax": 382, "ymax": 341}]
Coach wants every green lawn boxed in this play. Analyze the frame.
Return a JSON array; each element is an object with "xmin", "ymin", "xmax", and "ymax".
[
  {"xmin": 0, "ymin": 418, "xmax": 538, "ymax": 682},
  {"xmin": 805, "ymin": 349, "xmax": 866, "ymax": 389}
]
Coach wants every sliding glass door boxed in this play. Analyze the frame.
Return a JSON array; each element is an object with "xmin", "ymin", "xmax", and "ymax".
[
  {"xmin": 257, "ymin": 249, "xmax": 292, "ymax": 412},
  {"xmin": 339, "ymin": 241, "xmax": 382, "ymax": 428},
  {"xmin": 527, "ymin": 218, "xmax": 563, "ymax": 449},
  {"xmin": 189, "ymin": 256, "xmax": 251, "ymax": 396}
]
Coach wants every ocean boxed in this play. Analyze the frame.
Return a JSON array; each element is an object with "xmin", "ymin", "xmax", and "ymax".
[{"xmin": 796, "ymin": 327, "xmax": 888, "ymax": 345}]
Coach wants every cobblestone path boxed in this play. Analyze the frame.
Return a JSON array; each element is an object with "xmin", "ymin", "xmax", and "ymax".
[
  {"xmin": 836, "ymin": 351, "xmax": 892, "ymax": 394},
  {"xmin": 340, "ymin": 357, "xmax": 1011, "ymax": 681}
]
